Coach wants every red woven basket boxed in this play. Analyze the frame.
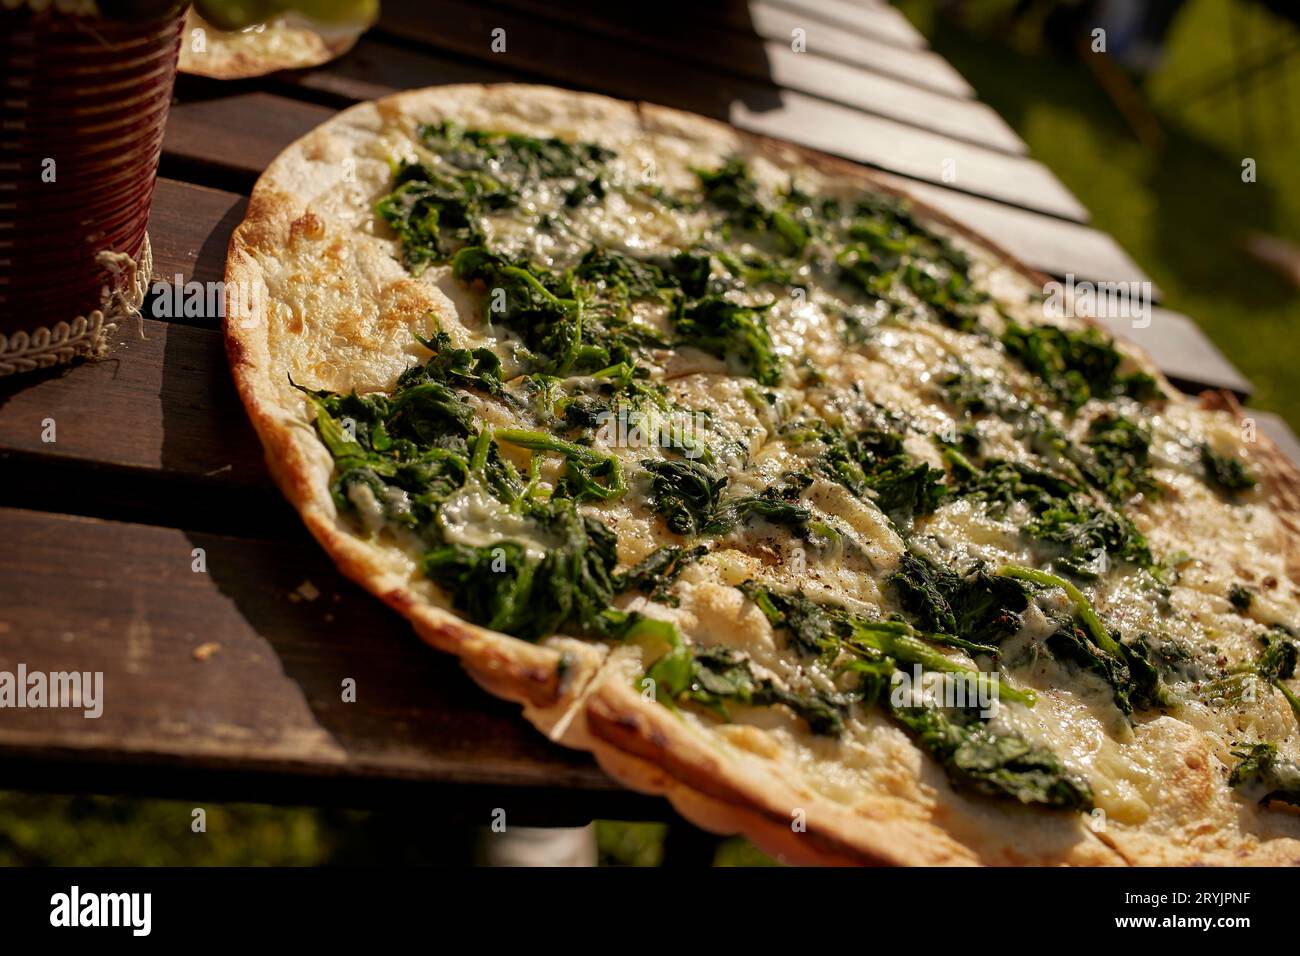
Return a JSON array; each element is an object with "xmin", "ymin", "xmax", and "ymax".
[{"xmin": 1, "ymin": 5, "xmax": 184, "ymax": 374}]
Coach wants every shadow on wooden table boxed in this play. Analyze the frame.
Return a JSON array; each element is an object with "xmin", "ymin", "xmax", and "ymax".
[{"xmin": 152, "ymin": 329, "xmax": 669, "ymax": 826}]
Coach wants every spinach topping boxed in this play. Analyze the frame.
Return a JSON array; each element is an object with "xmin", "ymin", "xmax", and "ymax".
[
  {"xmin": 673, "ymin": 295, "xmax": 781, "ymax": 386},
  {"xmin": 573, "ymin": 247, "xmax": 712, "ymax": 309},
  {"xmin": 695, "ymin": 158, "xmax": 809, "ymax": 254},
  {"xmin": 934, "ymin": 378, "xmax": 1158, "ymax": 580},
  {"xmin": 1257, "ymin": 627, "xmax": 1300, "ymax": 722},
  {"xmin": 403, "ymin": 331, "xmax": 504, "ymax": 395},
  {"xmin": 296, "ymin": 366, "xmax": 480, "ymax": 542},
  {"xmin": 950, "ymin": 453, "xmax": 1154, "ymax": 581},
  {"xmin": 742, "ymin": 585, "xmax": 1031, "ymax": 704},
  {"xmin": 1198, "ymin": 626, "xmax": 1300, "ymax": 726},
  {"xmin": 889, "ymin": 704, "xmax": 1093, "ymax": 810},
  {"xmin": 1228, "ymin": 743, "xmax": 1300, "ymax": 808},
  {"xmin": 740, "ymin": 583, "xmax": 1090, "ymax": 809},
  {"xmin": 495, "ymin": 429, "xmax": 626, "ymax": 502},
  {"xmin": 1200, "ymin": 443, "xmax": 1257, "ymax": 495},
  {"xmin": 693, "ymin": 158, "xmax": 993, "ymax": 336},
  {"xmin": 1229, "ymin": 583, "xmax": 1253, "ymax": 612},
  {"xmin": 1023, "ymin": 499, "xmax": 1154, "ymax": 580},
  {"xmin": 1000, "ymin": 320, "xmax": 1160, "ymax": 412},
  {"xmin": 419, "ymin": 119, "xmax": 613, "ymax": 207},
  {"xmin": 454, "ymin": 246, "xmax": 785, "ymax": 387},
  {"xmin": 374, "ymin": 160, "xmax": 498, "ymax": 274},
  {"xmin": 423, "ymin": 497, "xmax": 630, "ymax": 642},
  {"xmin": 300, "ymin": 338, "xmax": 675, "ymax": 647},
  {"xmin": 374, "ymin": 121, "xmax": 615, "ymax": 274},
  {"xmin": 781, "ymin": 419, "xmax": 946, "ymax": 527},
  {"xmin": 1000, "ymin": 565, "xmax": 1173, "ymax": 715},
  {"xmin": 835, "ymin": 195, "xmax": 987, "ymax": 332},
  {"xmin": 890, "ymin": 552, "xmax": 1029, "ymax": 648},
  {"xmin": 938, "ymin": 368, "xmax": 1161, "ymax": 510},
  {"xmin": 1082, "ymin": 413, "xmax": 1158, "ymax": 502},
  {"xmin": 640, "ymin": 458, "xmax": 727, "ymax": 536},
  {"xmin": 646, "ymin": 643, "xmax": 845, "ymax": 735},
  {"xmin": 616, "ymin": 544, "xmax": 708, "ymax": 606},
  {"xmin": 452, "ymin": 247, "xmax": 605, "ymax": 376},
  {"xmin": 640, "ymin": 461, "xmax": 824, "ymax": 541}
]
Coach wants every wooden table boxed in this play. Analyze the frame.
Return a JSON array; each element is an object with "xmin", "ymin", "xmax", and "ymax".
[{"xmin": 1, "ymin": 0, "xmax": 1293, "ymax": 826}]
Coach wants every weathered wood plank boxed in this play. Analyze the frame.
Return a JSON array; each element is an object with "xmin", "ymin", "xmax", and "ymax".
[
  {"xmin": 762, "ymin": 0, "xmax": 928, "ymax": 49},
  {"xmin": 162, "ymin": 92, "xmax": 336, "ymax": 192},
  {"xmin": 1091, "ymin": 306, "xmax": 1253, "ymax": 400},
  {"xmin": 281, "ymin": 35, "xmax": 526, "ymax": 106},
  {"xmin": 0, "ymin": 318, "xmax": 263, "ymax": 487},
  {"xmin": 452, "ymin": 1, "xmax": 1021, "ymax": 151},
  {"xmin": 149, "ymin": 178, "xmax": 247, "ymax": 288},
  {"xmin": 0, "ymin": 507, "xmax": 646, "ymax": 818},
  {"xmin": 742, "ymin": 1, "xmax": 974, "ymax": 95},
  {"xmin": 758, "ymin": 40, "xmax": 1021, "ymax": 152}
]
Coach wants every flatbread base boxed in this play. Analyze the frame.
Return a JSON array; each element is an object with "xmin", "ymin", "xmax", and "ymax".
[{"xmin": 225, "ymin": 83, "xmax": 1300, "ymax": 866}]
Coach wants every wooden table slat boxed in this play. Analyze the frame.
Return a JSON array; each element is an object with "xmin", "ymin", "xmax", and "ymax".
[
  {"xmin": 0, "ymin": 318, "xmax": 263, "ymax": 489},
  {"xmin": 283, "ymin": 34, "xmax": 528, "ymax": 105},
  {"xmin": 744, "ymin": 1, "xmax": 975, "ymax": 96},
  {"xmin": 149, "ymin": 178, "xmax": 248, "ymax": 288},
  {"xmin": 162, "ymin": 92, "xmax": 335, "ymax": 192},
  {"xmin": 729, "ymin": 89, "xmax": 1087, "ymax": 221},
  {"xmin": 465, "ymin": 1, "xmax": 1020, "ymax": 151},
  {"xmin": 1091, "ymin": 307, "xmax": 1254, "ymax": 400},
  {"xmin": 0, "ymin": 507, "xmax": 643, "ymax": 817},
  {"xmin": 761, "ymin": 0, "xmax": 927, "ymax": 49},
  {"xmin": 760, "ymin": 39, "xmax": 1022, "ymax": 153}
]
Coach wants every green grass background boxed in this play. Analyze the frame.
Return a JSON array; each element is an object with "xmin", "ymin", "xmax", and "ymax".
[{"xmin": 3, "ymin": 0, "xmax": 1296, "ymax": 866}]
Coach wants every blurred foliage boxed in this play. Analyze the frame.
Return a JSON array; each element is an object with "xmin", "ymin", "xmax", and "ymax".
[
  {"xmin": 713, "ymin": 836, "xmax": 784, "ymax": 867},
  {"xmin": 0, "ymin": 792, "xmax": 339, "ymax": 866},
  {"xmin": 0, "ymin": 791, "xmax": 487, "ymax": 866},
  {"xmin": 595, "ymin": 820, "xmax": 668, "ymax": 866},
  {"xmin": 0, "ymin": 790, "xmax": 779, "ymax": 866},
  {"xmin": 898, "ymin": 0, "xmax": 1300, "ymax": 429}
]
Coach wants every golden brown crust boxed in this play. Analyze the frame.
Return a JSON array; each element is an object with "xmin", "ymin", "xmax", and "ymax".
[{"xmin": 226, "ymin": 83, "xmax": 1300, "ymax": 865}]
